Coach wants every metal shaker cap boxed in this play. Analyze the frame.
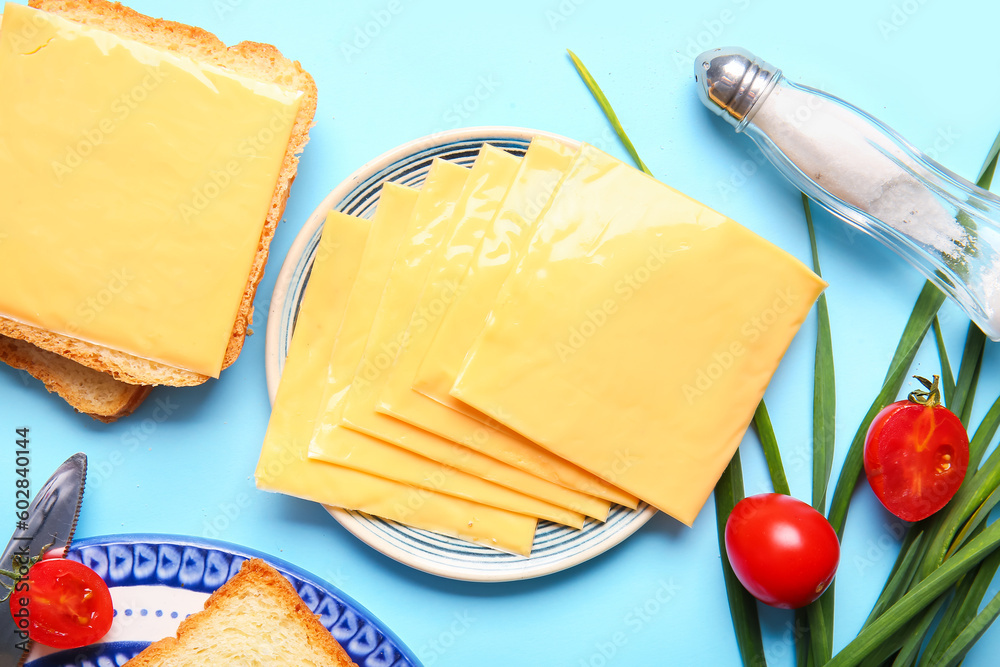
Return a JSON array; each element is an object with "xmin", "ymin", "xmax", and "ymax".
[{"xmin": 694, "ymin": 47, "xmax": 780, "ymax": 131}]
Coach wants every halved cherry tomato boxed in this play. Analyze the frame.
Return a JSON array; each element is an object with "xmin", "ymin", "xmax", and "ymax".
[
  {"xmin": 725, "ymin": 493, "xmax": 840, "ymax": 609},
  {"xmin": 864, "ymin": 375, "xmax": 969, "ymax": 522},
  {"xmin": 8, "ymin": 558, "xmax": 113, "ymax": 649}
]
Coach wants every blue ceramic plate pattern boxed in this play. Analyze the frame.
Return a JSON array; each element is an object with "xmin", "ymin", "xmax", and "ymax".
[
  {"xmin": 265, "ymin": 127, "xmax": 658, "ymax": 583},
  {"xmin": 23, "ymin": 534, "xmax": 420, "ymax": 667}
]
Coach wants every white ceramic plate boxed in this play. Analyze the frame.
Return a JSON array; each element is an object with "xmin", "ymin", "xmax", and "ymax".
[{"xmin": 265, "ymin": 126, "xmax": 657, "ymax": 582}]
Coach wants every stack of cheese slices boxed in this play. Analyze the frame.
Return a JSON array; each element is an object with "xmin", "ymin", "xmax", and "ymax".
[
  {"xmin": 0, "ymin": 0, "xmax": 316, "ymax": 421},
  {"xmin": 257, "ymin": 137, "xmax": 826, "ymax": 555}
]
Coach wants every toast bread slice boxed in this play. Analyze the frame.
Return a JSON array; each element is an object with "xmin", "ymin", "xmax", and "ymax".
[
  {"xmin": 0, "ymin": 0, "xmax": 318, "ymax": 386},
  {"xmin": 0, "ymin": 334, "xmax": 151, "ymax": 422},
  {"xmin": 124, "ymin": 559, "xmax": 358, "ymax": 666}
]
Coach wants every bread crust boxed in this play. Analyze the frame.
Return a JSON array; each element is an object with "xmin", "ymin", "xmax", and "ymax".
[
  {"xmin": 0, "ymin": 0, "xmax": 318, "ymax": 386},
  {"xmin": 0, "ymin": 334, "xmax": 151, "ymax": 422},
  {"xmin": 124, "ymin": 559, "xmax": 357, "ymax": 667}
]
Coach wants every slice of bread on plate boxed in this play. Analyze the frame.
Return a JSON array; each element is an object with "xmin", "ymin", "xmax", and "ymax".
[
  {"xmin": 0, "ymin": 334, "xmax": 151, "ymax": 422},
  {"xmin": 0, "ymin": 0, "xmax": 318, "ymax": 387},
  {"xmin": 124, "ymin": 559, "xmax": 357, "ymax": 667}
]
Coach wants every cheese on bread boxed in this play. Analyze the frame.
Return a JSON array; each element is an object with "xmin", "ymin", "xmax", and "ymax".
[{"xmin": 0, "ymin": 0, "xmax": 318, "ymax": 386}]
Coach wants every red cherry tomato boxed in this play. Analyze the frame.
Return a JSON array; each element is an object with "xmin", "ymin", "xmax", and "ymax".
[
  {"xmin": 8, "ymin": 558, "xmax": 113, "ymax": 649},
  {"xmin": 725, "ymin": 493, "xmax": 840, "ymax": 609},
  {"xmin": 864, "ymin": 376, "xmax": 969, "ymax": 522}
]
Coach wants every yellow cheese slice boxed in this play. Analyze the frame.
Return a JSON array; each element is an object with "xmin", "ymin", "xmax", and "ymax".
[
  {"xmin": 0, "ymin": 4, "xmax": 302, "ymax": 377},
  {"xmin": 320, "ymin": 429, "xmax": 584, "ymax": 529},
  {"xmin": 310, "ymin": 156, "xmax": 600, "ymax": 520},
  {"xmin": 453, "ymin": 145, "xmax": 827, "ymax": 526},
  {"xmin": 416, "ymin": 136, "xmax": 577, "ymax": 414},
  {"xmin": 410, "ymin": 137, "xmax": 638, "ymax": 509},
  {"xmin": 255, "ymin": 207, "xmax": 536, "ymax": 556},
  {"xmin": 375, "ymin": 143, "xmax": 614, "ymax": 520},
  {"xmin": 306, "ymin": 183, "xmax": 585, "ymax": 529}
]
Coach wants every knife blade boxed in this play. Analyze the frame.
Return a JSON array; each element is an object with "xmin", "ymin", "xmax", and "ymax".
[{"xmin": 0, "ymin": 453, "xmax": 87, "ymax": 667}]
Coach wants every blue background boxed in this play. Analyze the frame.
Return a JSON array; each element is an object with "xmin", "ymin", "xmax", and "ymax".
[{"xmin": 3, "ymin": 0, "xmax": 1000, "ymax": 664}]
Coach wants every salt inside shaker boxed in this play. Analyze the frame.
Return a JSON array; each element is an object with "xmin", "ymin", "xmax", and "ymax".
[{"xmin": 694, "ymin": 46, "xmax": 1000, "ymax": 341}]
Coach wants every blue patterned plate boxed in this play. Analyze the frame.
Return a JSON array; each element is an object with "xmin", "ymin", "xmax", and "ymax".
[
  {"xmin": 23, "ymin": 535, "xmax": 420, "ymax": 667},
  {"xmin": 265, "ymin": 126, "xmax": 658, "ymax": 582}
]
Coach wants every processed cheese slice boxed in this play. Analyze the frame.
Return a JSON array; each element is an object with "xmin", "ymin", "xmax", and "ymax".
[
  {"xmin": 269, "ymin": 451, "xmax": 536, "ymax": 555},
  {"xmin": 416, "ymin": 136, "xmax": 576, "ymax": 414},
  {"xmin": 306, "ymin": 184, "xmax": 584, "ymax": 529},
  {"xmin": 375, "ymin": 143, "xmax": 614, "ymax": 519},
  {"xmin": 0, "ymin": 4, "xmax": 302, "ymax": 377},
  {"xmin": 255, "ymin": 207, "xmax": 536, "ymax": 556},
  {"xmin": 453, "ymin": 145, "xmax": 827, "ymax": 526},
  {"xmin": 311, "ymin": 156, "xmax": 601, "ymax": 519},
  {"xmin": 320, "ymin": 469, "xmax": 536, "ymax": 557},
  {"xmin": 410, "ymin": 137, "xmax": 638, "ymax": 509},
  {"xmin": 317, "ymin": 429, "xmax": 584, "ymax": 529},
  {"xmin": 311, "ymin": 183, "xmax": 419, "ymax": 439}
]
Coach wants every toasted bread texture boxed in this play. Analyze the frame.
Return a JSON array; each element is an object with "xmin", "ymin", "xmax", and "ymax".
[
  {"xmin": 0, "ymin": 0, "xmax": 318, "ymax": 386},
  {"xmin": 0, "ymin": 334, "xmax": 151, "ymax": 422},
  {"xmin": 124, "ymin": 559, "xmax": 357, "ymax": 667}
]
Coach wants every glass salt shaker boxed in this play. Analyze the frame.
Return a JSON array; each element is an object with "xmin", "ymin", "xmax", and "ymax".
[{"xmin": 694, "ymin": 46, "xmax": 1000, "ymax": 341}]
